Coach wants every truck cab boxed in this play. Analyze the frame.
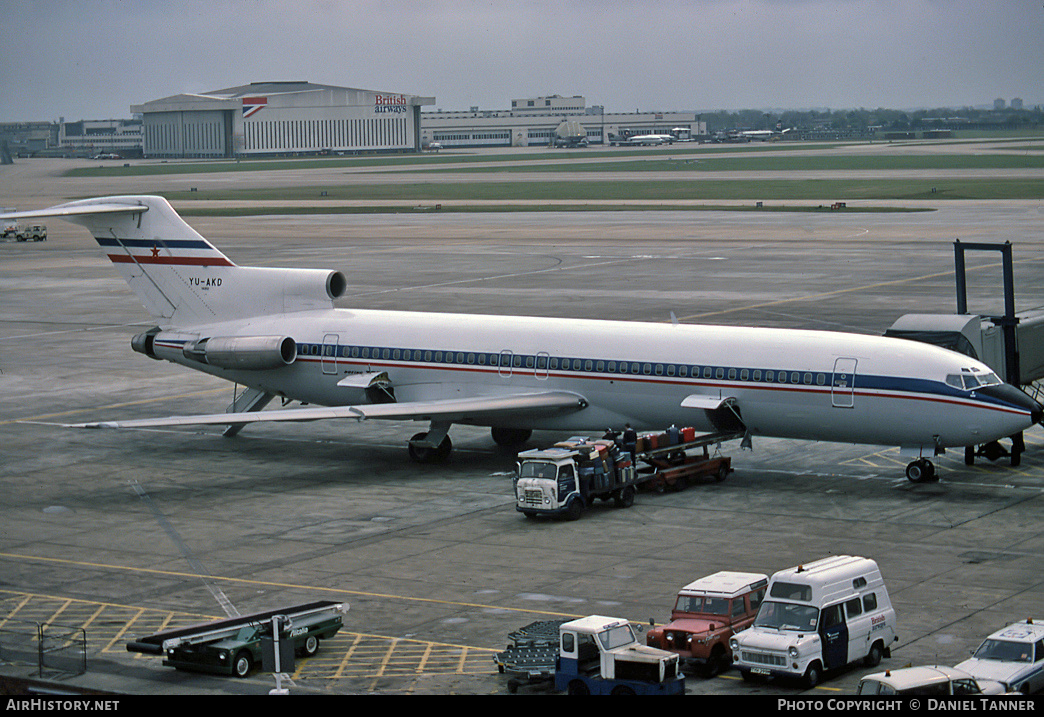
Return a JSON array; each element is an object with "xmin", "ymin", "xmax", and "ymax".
[
  {"xmin": 555, "ymin": 615, "xmax": 685, "ymax": 695},
  {"xmin": 646, "ymin": 571, "xmax": 768, "ymax": 676}
]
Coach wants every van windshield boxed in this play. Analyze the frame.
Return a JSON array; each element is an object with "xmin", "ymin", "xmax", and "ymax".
[{"xmin": 754, "ymin": 600, "xmax": 819, "ymax": 631}]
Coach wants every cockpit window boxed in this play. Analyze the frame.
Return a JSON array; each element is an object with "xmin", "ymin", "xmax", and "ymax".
[{"xmin": 946, "ymin": 371, "xmax": 1002, "ymax": 391}]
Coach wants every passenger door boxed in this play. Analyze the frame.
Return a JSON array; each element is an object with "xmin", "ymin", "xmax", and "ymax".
[
  {"xmin": 832, "ymin": 358, "xmax": 857, "ymax": 408},
  {"xmin": 819, "ymin": 603, "xmax": 848, "ymax": 670},
  {"xmin": 322, "ymin": 333, "xmax": 339, "ymax": 375}
]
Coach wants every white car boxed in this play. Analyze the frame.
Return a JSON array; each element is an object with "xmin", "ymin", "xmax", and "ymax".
[
  {"xmin": 955, "ymin": 619, "xmax": 1044, "ymax": 694},
  {"xmin": 857, "ymin": 665, "xmax": 1005, "ymax": 695}
]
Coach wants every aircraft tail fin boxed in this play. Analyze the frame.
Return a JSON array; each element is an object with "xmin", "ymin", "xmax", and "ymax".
[{"xmin": 0, "ymin": 196, "xmax": 346, "ymax": 327}]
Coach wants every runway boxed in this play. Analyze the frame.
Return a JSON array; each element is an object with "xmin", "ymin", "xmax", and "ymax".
[{"xmin": 1, "ymin": 146, "xmax": 1042, "ymax": 695}]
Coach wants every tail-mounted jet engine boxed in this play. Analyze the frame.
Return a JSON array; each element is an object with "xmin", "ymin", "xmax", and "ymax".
[{"xmin": 181, "ymin": 336, "xmax": 297, "ymax": 370}]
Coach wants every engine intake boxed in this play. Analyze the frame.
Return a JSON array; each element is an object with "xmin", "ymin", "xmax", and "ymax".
[{"xmin": 182, "ymin": 336, "xmax": 297, "ymax": 370}]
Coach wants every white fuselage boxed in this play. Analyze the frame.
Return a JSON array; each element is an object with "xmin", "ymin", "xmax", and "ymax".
[{"xmin": 151, "ymin": 307, "xmax": 1036, "ymax": 451}]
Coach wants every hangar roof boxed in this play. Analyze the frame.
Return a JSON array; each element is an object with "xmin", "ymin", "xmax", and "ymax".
[{"xmin": 134, "ymin": 82, "xmax": 433, "ymax": 114}]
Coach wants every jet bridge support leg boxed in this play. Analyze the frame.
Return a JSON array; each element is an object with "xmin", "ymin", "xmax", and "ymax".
[{"xmin": 222, "ymin": 387, "xmax": 275, "ymax": 437}]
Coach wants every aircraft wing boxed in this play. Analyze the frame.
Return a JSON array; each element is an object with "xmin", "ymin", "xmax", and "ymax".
[{"xmin": 67, "ymin": 390, "xmax": 589, "ymax": 430}]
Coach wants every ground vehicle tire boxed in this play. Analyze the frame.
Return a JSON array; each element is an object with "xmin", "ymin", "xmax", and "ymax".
[
  {"xmin": 567, "ymin": 679, "xmax": 590, "ymax": 695},
  {"xmin": 565, "ymin": 498, "xmax": 583, "ymax": 521},
  {"xmin": 301, "ymin": 634, "xmax": 319, "ymax": 657},
  {"xmin": 864, "ymin": 641, "xmax": 882, "ymax": 667},
  {"xmin": 614, "ymin": 486, "xmax": 635, "ymax": 508},
  {"xmin": 803, "ymin": 661, "xmax": 822, "ymax": 688},
  {"xmin": 702, "ymin": 644, "xmax": 728, "ymax": 677},
  {"xmin": 715, "ymin": 463, "xmax": 729, "ymax": 482},
  {"xmin": 233, "ymin": 650, "xmax": 252, "ymax": 678}
]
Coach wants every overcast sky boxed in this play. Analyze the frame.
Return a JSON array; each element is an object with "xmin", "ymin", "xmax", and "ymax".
[{"xmin": 1, "ymin": 0, "xmax": 1041, "ymax": 122}]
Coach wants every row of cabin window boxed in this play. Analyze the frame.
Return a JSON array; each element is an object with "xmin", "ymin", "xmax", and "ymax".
[{"xmin": 298, "ymin": 343, "xmax": 832, "ymax": 386}]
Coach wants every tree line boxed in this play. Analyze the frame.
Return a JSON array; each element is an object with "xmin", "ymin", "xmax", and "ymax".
[{"xmin": 700, "ymin": 105, "xmax": 1044, "ymax": 133}]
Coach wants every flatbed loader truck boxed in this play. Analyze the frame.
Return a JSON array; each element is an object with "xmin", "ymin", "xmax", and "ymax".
[{"xmin": 127, "ymin": 600, "xmax": 347, "ymax": 677}]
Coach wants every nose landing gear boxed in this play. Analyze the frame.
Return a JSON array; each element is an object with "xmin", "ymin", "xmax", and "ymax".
[{"xmin": 905, "ymin": 458, "xmax": 937, "ymax": 483}]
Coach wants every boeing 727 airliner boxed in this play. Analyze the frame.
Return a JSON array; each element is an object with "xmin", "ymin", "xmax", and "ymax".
[{"xmin": 3, "ymin": 196, "xmax": 1039, "ymax": 480}]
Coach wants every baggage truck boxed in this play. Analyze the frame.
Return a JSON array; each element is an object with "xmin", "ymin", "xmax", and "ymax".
[
  {"xmin": 514, "ymin": 428, "xmax": 741, "ymax": 520},
  {"xmin": 127, "ymin": 600, "xmax": 348, "ymax": 677}
]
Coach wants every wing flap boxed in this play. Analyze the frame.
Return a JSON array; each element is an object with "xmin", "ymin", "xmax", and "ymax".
[{"xmin": 68, "ymin": 390, "xmax": 588, "ymax": 430}]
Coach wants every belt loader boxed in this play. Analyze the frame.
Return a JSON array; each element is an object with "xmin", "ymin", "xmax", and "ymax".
[{"xmin": 126, "ymin": 600, "xmax": 347, "ymax": 678}]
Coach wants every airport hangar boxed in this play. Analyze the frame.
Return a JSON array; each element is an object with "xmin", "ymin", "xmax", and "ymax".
[
  {"xmin": 132, "ymin": 81, "xmax": 436, "ymax": 159},
  {"xmin": 132, "ymin": 83, "xmax": 707, "ymax": 157}
]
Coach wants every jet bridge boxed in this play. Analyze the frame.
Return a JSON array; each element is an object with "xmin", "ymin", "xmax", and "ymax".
[{"xmin": 884, "ymin": 240, "xmax": 1044, "ymax": 468}]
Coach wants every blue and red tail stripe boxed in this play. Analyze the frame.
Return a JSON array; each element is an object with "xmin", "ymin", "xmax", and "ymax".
[{"xmin": 95, "ymin": 237, "xmax": 233, "ymax": 267}]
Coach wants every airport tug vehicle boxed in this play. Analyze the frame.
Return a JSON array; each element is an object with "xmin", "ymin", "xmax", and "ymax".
[
  {"xmin": 496, "ymin": 616, "xmax": 685, "ymax": 694},
  {"xmin": 514, "ymin": 427, "xmax": 740, "ymax": 520},
  {"xmin": 127, "ymin": 600, "xmax": 347, "ymax": 677},
  {"xmin": 646, "ymin": 571, "xmax": 768, "ymax": 677},
  {"xmin": 556, "ymin": 616, "xmax": 686, "ymax": 695}
]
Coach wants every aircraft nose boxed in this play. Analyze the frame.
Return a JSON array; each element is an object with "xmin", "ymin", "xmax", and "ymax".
[{"xmin": 980, "ymin": 384, "xmax": 1043, "ymax": 425}]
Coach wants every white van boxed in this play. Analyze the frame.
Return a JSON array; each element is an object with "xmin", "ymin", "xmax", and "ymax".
[{"xmin": 730, "ymin": 555, "xmax": 897, "ymax": 687}]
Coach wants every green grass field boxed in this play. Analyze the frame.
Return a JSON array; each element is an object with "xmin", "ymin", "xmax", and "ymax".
[{"xmin": 69, "ymin": 136, "xmax": 1044, "ymax": 212}]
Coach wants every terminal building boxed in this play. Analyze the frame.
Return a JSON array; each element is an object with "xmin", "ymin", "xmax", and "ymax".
[
  {"xmin": 422, "ymin": 95, "xmax": 707, "ymax": 148},
  {"xmin": 132, "ymin": 81, "xmax": 435, "ymax": 158},
  {"xmin": 58, "ymin": 119, "xmax": 143, "ymax": 157}
]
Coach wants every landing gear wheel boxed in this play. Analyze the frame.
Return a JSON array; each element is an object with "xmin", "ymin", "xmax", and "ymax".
[
  {"xmin": 490, "ymin": 427, "xmax": 532, "ymax": 447},
  {"xmin": 906, "ymin": 458, "xmax": 936, "ymax": 483},
  {"xmin": 408, "ymin": 432, "xmax": 453, "ymax": 463},
  {"xmin": 965, "ymin": 446, "xmax": 976, "ymax": 466}
]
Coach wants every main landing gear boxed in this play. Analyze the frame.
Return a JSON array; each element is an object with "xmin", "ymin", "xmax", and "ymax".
[
  {"xmin": 408, "ymin": 421, "xmax": 452, "ymax": 463},
  {"xmin": 407, "ymin": 426, "xmax": 534, "ymax": 463}
]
